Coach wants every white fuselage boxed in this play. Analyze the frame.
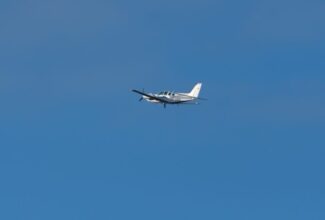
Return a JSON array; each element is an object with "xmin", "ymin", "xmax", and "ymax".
[{"xmin": 142, "ymin": 92, "xmax": 196, "ymax": 104}]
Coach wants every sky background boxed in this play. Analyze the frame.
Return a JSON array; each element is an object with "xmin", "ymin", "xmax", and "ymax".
[{"xmin": 1, "ymin": 0, "xmax": 325, "ymax": 219}]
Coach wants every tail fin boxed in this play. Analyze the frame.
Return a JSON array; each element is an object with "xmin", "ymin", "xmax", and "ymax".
[{"xmin": 188, "ymin": 83, "xmax": 202, "ymax": 98}]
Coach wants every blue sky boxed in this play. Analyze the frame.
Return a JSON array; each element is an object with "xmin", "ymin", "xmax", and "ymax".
[{"xmin": 1, "ymin": 0, "xmax": 325, "ymax": 219}]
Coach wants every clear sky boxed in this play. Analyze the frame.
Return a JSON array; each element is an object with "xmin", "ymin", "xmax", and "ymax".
[{"xmin": 1, "ymin": 0, "xmax": 325, "ymax": 219}]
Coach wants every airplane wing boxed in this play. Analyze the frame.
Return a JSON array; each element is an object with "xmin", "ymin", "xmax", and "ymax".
[{"xmin": 131, "ymin": 89, "xmax": 169, "ymax": 103}]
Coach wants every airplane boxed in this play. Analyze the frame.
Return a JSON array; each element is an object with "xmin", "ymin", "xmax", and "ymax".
[{"xmin": 132, "ymin": 83, "xmax": 203, "ymax": 108}]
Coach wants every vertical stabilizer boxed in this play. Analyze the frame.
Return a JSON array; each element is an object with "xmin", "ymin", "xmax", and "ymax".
[{"xmin": 188, "ymin": 83, "xmax": 202, "ymax": 98}]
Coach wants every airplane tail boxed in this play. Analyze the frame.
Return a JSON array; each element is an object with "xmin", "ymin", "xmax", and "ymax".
[{"xmin": 188, "ymin": 83, "xmax": 202, "ymax": 98}]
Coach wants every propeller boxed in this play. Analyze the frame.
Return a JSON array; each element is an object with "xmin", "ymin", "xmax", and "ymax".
[{"xmin": 139, "ymin": 88, "xmax": 145, "ymax": 102}]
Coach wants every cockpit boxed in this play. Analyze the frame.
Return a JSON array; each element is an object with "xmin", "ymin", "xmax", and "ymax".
[{"xmin": 159, "ymin": 91, "xmax": 174, "ymax": 96}]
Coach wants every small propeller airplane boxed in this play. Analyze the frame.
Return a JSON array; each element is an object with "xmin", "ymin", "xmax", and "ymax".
[{"xmin": 132, "ymin": 83, "xmax": 204, "ymax": 108}]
